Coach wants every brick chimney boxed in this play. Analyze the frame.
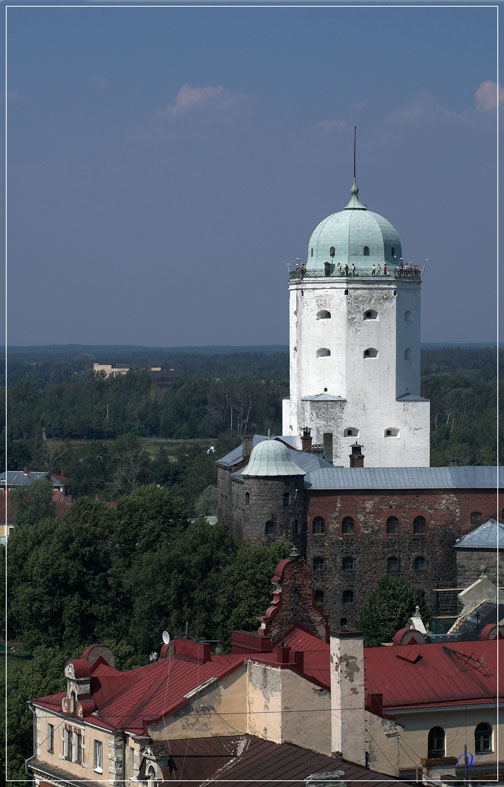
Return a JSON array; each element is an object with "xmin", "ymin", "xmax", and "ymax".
[
  {"xmin": 330, "ymin": 629, "xmax": 366, "ymax": 765},
  {"xmin": 242, "ymin": 435, "xmax": 253, "ymax": 461},
  {"xmin": 301, "ymin": 427, "xmax": 312, "ymax": 452},
  {"xmin": 349, "ymin": 443, "xmax": 364, "ymax": 468}
]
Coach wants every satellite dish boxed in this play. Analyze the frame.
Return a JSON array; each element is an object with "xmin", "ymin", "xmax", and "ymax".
[{"xmin": 162, "ymin": 631, "xmax": 171, "ymax": 645}]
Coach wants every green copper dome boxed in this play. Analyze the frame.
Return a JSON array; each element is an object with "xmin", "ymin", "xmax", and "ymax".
[
  {"xmin": 241, "ymin": 439, "xmax": 305, "ymax": 477},
  {"xmin": 307, "ymin": 182, "xmax": 402, "ymax": 271}
]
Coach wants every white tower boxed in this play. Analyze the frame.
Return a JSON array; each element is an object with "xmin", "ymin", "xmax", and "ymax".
[{"xmin": 282, "ymin": 147, "xmax": 430, "ymax": 468}]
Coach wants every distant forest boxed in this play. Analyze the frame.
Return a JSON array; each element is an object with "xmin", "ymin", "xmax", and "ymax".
[{"xmin": 3, "ymin": 345, "xmax": 501, "ymax": 502}]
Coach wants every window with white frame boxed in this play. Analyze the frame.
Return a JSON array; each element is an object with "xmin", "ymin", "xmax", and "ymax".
[
  {"xmin": 94, "ymin": 740, "xmax": 103, "ymax": 772},
  {"xmin": 47, "ymin": 723, "xmax": 54, "ymax": 753},
  {"xmin": 64, "ymin": 729, "xmax": 73, "ymax": 761},
  {"xmin": 75, "ymin": 731, "xmax": 82, "ymax": 764}
]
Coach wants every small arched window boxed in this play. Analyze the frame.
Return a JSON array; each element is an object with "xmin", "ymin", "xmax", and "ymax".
[
  {"xmin": 363, "ymin": 246, "xmax": 370, "ymax": 256},
  {"xmin": 363, "ymin": 347, "xmax": 378, "ymax": 358},
  {"xmin": 344, "ymin": 427, "xmax": 359, "ymax": 437},
  {"xmin": 428, "ymin": 727, "xmax": 445, "ymax": 759},
  {"xmin": 317, "ymin": 310, "xmax": 331, "ymax": 320},
  {"xmin": 384, "ymin": 427, "xmax": 399, "ymax": 437},
  {"xmin": 283, "ymin": 492, "xmax": 289, "ymax": 507},
  {"xmin": 404, "ymin": 348, "xmax": 412, "ymax": 360},
  {"xmin": 244, "ymin": 491, "xmax": 250, "ymax": 506},
  {"xmin": 342, "ymin": 516, "xmax": 355, "ymax": 534},
  {"xmin": 147, "ymin": 767, "xmax": 157, "ymax": 787},
  {"xmin": 475, "ymin": 722, "xmax": 492, "ymax": 754},
  {"xmin": 342, "ymin": 590, "xmax": 354, "ymax": 604},
  {"xmin": 317, "ymin": 347, "xmax": 331, "ymax": 358},
  {"xmin": 312, "ymin": 516, "xmax": 325, "ymax": 534},
  {"xmin": 471, "ymin": 511, "xmax": 482, "ymax": 524},
  {"xmin": 405, "ymin": 310, "xmax": 412, "ymax": 321},
  {"xmin": 413, "ymin": 556, "xmax": 426, "ymax": 571},
  {"xmin": 387, "ymin": 555, "xmax": 400, "ymax": 572},
  {"xmin": 387, "ymin": 516, "xmax": 399, "ymax": 534},
  {"xmin": 342, "ymin": 556, "xmax": 355, "ymax": 570},
  {"xmin": 315, "ymin": 589, "xmax": 324, "ymax": 605},
  {"xmin": 265, "ymin": 521, "xmax": 276, "ymax": 537},
  {"xmin": 70, "ymin": 691, "xmax": 77, "ymax": 714},
  {"xmin": 313, "ymin": 556, "xmax": 325, "ymax": 572},
  {"xmin": 413, "ymin": 516, "xmax": 426, "ymax": 534},
  {"xmin": 364, "ymin": 309, "xmax": 378, "ymax": 320}
]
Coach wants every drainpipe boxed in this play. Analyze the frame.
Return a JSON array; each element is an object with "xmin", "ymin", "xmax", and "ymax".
[{"xmin": 24, "ymin": 702, "xmax": 36, "ymax": 779}]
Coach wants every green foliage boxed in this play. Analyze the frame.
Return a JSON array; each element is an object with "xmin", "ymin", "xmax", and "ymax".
[
  {"xmin": 11, "ymin": 478, "xmax": 56, "ymax": 528},
  {"xmin": 357, "ymin": 577, "xmax": 430, "ymax": 647},
  {"xmin": 194, "ymin": 485, "xmax": 219, "ymax": 516}
]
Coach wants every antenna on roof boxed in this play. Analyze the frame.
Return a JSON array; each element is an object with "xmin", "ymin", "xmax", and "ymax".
[{"xmin": 162, "ymin": 630, "xmax": 171, "ymax": 645}]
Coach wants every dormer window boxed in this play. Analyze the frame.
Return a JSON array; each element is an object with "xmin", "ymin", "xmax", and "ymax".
[
  {"xmin": 364, "ymin": 309, "xmax": 378, "ymax": 320},
  {"xmin": 310, "ymin": 248, "xmax": 314, "ymax": 257},
  {"xmin": 363, "ymin": 347, "xmax": 378, "ymax": 358},
  {"xmin": 317, "ymin": 310, "xmax": 331, "ymax": 320},
  {"xmin": 363, "ymin": 246, "xmax": 370, "ymax": 256},
  {"xmin": 329, "ymin": 246, "xmax": 335, "ymax": 257},
  {"xmin": 391, "ymin": 247, "xmax": 396, "ymax": 258}
]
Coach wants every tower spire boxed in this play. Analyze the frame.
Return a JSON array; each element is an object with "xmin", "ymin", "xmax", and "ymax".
[{"xmin": 351, "ymin": 126, "xmax": 358, "ymax": 196}]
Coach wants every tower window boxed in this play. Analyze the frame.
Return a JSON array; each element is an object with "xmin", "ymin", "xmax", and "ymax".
[
  {"xmin": 413, "ymin": 556, "xmax": 426, "ymax": 571},
  {"xmin": 471, "ymin": 511, "xmax": 482, "ymax": 524},
  {"xmin": 317, "ymin": 310, "xmax": 331, "ymax": 320},
  {"xmin": 391, "ymin": 247, "xmax": 396, "ymax": 258},
  {"xmin": 428, "ymin": 727, "xmax": 445, "ymax": 759},
  {"xmin": 342, "ymin": 516, "xmax": 355, "ymax": 534},
  {"xmin": 312, "ymin": 516, "xmax": 325, "ymax": 534},
  {"xmin": 363, "ymin": 347, "xmax": 378, "ymax": 358},
  {"xmin": 404, "ymin": 348, "xmax": 412, "ymax": 360},
  {"xmin": 311, "ymin": 248, "xmax": 314, "ymax": 257},
  {"xmin": 340, "ymin": 617, "xmax": 348, "ymax": 627},
  {"xmin": 475, "ymin": 723, "xmax": 492, "ymax": 754},
  {"xmin": 364, "ymin": 309, "xmax": 378, "ymax": 320},
  {"xmin": 344, "ymin": 427, "xmax": 359, "ymax": 437},
  {"xmin": 265, "ymin": 521, "xmax": 276, "ymax": 537},
  {"xmin": 387, "ymin": 555, "xmax": 400, "ymax": 572},
  {"xmin": 329, "ymin": 246, "xmax": 335, "ymax": 257},
  {"xmin": 313, "ymin": 556, "xmax": 325, "ymax": 572},
  {"xmin": 317, "ymin": 348, "xmax": 331, "ymax": 358},
  {"xmin": 315, "ymin": 589, "xmax": 324, "ymax": 605},
  {"xmin": 342, "ymin": 556, "xmax": 355, "ymax": 570},
  {"xmin": 386, "ymin": 516, "xmax": 399, "ymax": 534},
  {"xmin": 244, "ymin": 491, "xmax": 250, "ymax": 506},
  {"xmin": 384, "ymin": 427, "xmax": 399, "ymax": 437},
  {"xmin": 405, "ymin": 310, "xmax": 412, "ymax": 321},
  {"xmin": 413, "ymin": 515, "xmax": 426, "ymax": 534},
  {"xmin": 363, "ymin": 246, "xmax": 370, "ymax": 256},
  {"xmin": 342, "ymin": 589, "xmax": 354, "ymax": 604}
]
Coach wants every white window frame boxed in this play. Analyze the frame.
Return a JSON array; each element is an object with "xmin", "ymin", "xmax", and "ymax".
[{"xmin": 93, "ymin": 739, "xmax": 103, "ymax": 773}]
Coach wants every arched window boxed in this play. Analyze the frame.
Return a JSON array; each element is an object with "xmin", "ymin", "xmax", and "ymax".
[
  {"xmin": 471, "ymin": 511, "xmax": 482, "ymax": 524},
  {"xmin": 404, "ymin": 348, "xmax": 412, "ymax": 360},
  {"xmin": 283, "ymin": 492, "xmax": 289, "ymax": 507},
  {"xmin": 342, "ymin": 556, "xmax": 355, "ymax": 570},
  {"xmin": 317, "ymin": 310, "xmax": 331, "ymax": 320},
  {"xmin": 342, "ymin": 590, "xmax": 354, "ymax": 604},
  {"xmin": 312, "ymin": 516, "xmax": 325, "ymax": 534},
  {"xmin": 387, "ymin": 516, "xmax": 399, "ymax": 534},
  {"xmin": 344, "ymin": 427, "xmax": 359, "ymax": 437},
  {"xmin": 244, "ymin": 491, "xmax": 250, "ymax": 506},
  {"xmin": 363, "ymin": 347, "xmax": 378, "ymax": 358},
  {"xmin": 315, "ymin": 589, "xmax": 324, "ymax": 605},
  {"xmin": 342, "ymin": 516, "xmax": 355, "ymax": 534},
  {"xmin": 387, "ymin": 556, "xmax": 400, "ymax": 572},
  {"xmin": 363, "ymin": 246, "xmax": 370, "ymax": 256},
  {"xmin": 317, "ymin": 347, "xmax": 331, "ymax": 358},
  {"xmin": 313, "ymin": 556, "xmax": 325, "ymax": 572},
  {"xmin": 265, "ymin": 521, "xmax": 275, "ymax": 537},
  {"xmin": 413, "ymin": 556, "xmax": 426, "ymax": 571},
  {"xmin": 364, "ymin": 309, "xmax": 378, "ymax": 320},
  {"xmin": 384, "ymin": 427, "xmax": 399, "ymax": 437},
  {"xmin": 70, "ymin": 691, "xmax": 77, "ymax": 714},
  {"xmin": 428, "ymin": 727, "xmax": 445, "ymax": 759},
  {"xmin": 405, "ymin": 310, "xmax": 412, "ymax": 321},
  {"xmin": 147, "ymin": 767, "xmax": 157, "ymax": 787},
  {"xmin": 475, "ymin": 722, "xmax": 492, "ymax": 754},
  {"xmin": 414, "ymin": 515, "xmax": 426, "ymax": 534}
]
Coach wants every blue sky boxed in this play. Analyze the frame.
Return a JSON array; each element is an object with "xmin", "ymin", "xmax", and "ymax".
[{"xmin": 5, "ymin": 3, "xmax": 501, "ymax": 346}]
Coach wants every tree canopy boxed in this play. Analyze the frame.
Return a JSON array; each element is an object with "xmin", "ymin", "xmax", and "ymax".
[{"xmin": 357, "ymin": 577, "xmax": 430, "ymax": 647}]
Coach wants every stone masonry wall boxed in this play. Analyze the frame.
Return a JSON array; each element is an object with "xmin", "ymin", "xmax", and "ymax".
[{"xmin": 456, "ymin": 548, "xmax": 503, "ymax": 590}]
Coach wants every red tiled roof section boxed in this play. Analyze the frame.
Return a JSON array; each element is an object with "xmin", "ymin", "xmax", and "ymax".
[
  {"xmin": 0, "ymin": 488, "xmax": 73, "ymax": 524},
  {"xmin": 159, "ymin": 735, "xmax": 413, "ymax": 787},
  {"xmin": 365, "ymin": 639, "xmax": 502, "ymax": 709}
]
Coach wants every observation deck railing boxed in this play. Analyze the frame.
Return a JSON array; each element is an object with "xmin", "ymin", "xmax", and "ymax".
[{"xmin": 288, "ymin": 265, "xmax": 422, "ymax": 281}]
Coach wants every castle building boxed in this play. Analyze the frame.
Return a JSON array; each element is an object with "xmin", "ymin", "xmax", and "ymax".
[{"xmin": 282, "ymin": 174, "xmax": 430, "ymax": 467}]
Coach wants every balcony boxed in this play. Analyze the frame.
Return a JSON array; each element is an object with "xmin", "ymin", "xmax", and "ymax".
[{"xmin": 289, "ymin": 265, "xmax": 422, "ymax": 281}]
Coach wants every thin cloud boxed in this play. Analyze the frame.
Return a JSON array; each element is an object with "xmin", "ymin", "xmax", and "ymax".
[
  {"xmin": 385, "ymin": 91, "xmax": 464, "ymax": 125},
  {"xmin": 475, "ymin": 80, "xmax": 504, "ymax": 112},
  {"xmin": 316, "ymin": 119, "xmax": 346, "ymax": 134},
  {"xmin": 156, "ymin": 83, "xmax": 239, "ymax": 119},
  {"xmin": 92, "ymin": 76, "xmax": 109, "ymax": 91}
]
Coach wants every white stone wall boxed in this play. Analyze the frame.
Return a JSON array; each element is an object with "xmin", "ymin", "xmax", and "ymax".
[{"xmin": 283, "ymin": 275, "xmax": 430, "ymax": 467}]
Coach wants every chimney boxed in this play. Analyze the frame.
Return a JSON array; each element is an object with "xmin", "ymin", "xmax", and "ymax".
[
  {"xmin": 330, "ymin": 629, "xmax": 366, "ymax": 765},
  {"xmin": 242, "ymin": 435, "xmax": 253, "ymax": 461},
  {"xmin": 349, "ymin": 443, "xmax": 364, "ymax": 468},
  {"xmin": 23, "ymin": 466, "xmax": 28, "ymax": 476},
  {"xmin": 301, "ymin": 427, "xmax": 312, "ymax": 452}
]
